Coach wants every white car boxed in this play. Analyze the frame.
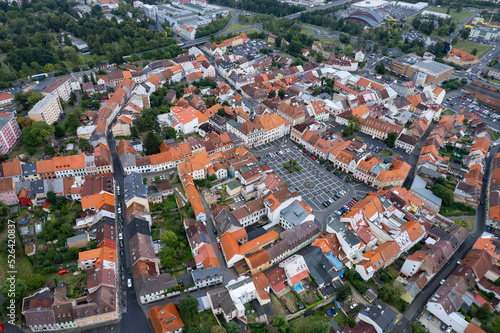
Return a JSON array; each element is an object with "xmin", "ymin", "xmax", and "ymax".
[
  {"xmin": 440, "ymin": 279, "xmax": 445, "ymax": 285},
  {"xmin": 118, "ymin": 207, "xmax": 121, "ymax": 214},
  {"xmin": 349, "ymin": 303, "xmax": 358, "ymax": 309},
  {"xmin": 127, "ymin": 279, "xmax": 132, "ymax": 288}
]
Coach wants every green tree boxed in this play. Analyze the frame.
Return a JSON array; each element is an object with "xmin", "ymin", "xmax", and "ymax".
[
  {"xmin": 336, "ymin": 283, "xmax": 352, "ymax": 302},
  {"xmin": 411, "ymin": 324, "xmax": 426, "ymax": 333},
  {"xmin": 226, "ymin": 322, "xmax": 241, "ymax": 333},
  {"xmin": 211, "ymin": 327, "xmax": 227, "ymax": 333},
  {"xmin": 268, "ymin": 90, "xmax": 276, "ymax": 98},
  {"xmin": 272, "ymin": 316, "xmax": 289, "ymax": 333},
  {"xmin": 431, "ymin": 184, "xmax": 454, "ymax": 206},
  {"xmin": 295, "ymin": 165, "xmax": 301, "ymax": 171},
  {"xmin": 22, "ymin": 121, "xmax": 54, "ymax": 146},
  {"xmin": 163, "ymin": 127, "xmax": 176, "ymax": 140},
  {"xmin": 451, "ymin": 36, "xmax": 458, "ymax": 45},
  {"xmin": 54, "ymin": 125, "xmax": 65, "ymax": 138},
  {"xmin": 160, "ymin": 230, "xmax": 178, "ymax": 248},
  {"xmin": 311, "ymin": 322, "xmax": 330, "ymax": 333},
  {"xmin": 17, "ymin": 117, "xmax": 35, "ymax": 129},
  {"xmin": 0, "ymin": 278, "xmax": 26, "ymax": 301},
  {"xmin": 461, "ymin": 28, "xmax": 470, "ymax": 40},
  {"xmin": 179, "ymin": 295, "xmax": 199, "ymax": 317},
  {"xmin": 278, "ymin": 89, "xmax": 286, "ymax": 100},
  {"xmin": 475, "ymin": 303, "xmax": 492, "ymax": 320},
  {"xmin": 144, "ymin": 132, "xmax": 161, "ymax": 155},
  {"xmin": 471, "ymin": 48, "xmax": 478, "ymax": 56},
  {"xmin": 218, "ymin": 108, "xmax": 226, "ymax": 117},
  {"xmin": 375, "ymin": 61, "xmax": 386, "ymax": 74},
  {"xmin": 79, "ymin": 139, "xmax": 91, "ymax": 152},
  {"xmin": 27, "ymin": 274, "xmax": 44, "ymax": 290},
  {"xmin": 380, "ymin": 280, "xmax": 405, "ymax": 304},
  {"xmin": 385, "ymin": 132, "xmax": 398, "ymax": 148}
]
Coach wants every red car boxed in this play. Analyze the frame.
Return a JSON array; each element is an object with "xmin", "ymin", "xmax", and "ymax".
[
  {"xmin": 0, "ymin": 323, "xmax": 4, "ymax": 332},
  {"xmin": 218, "ymin": 244, "xmax": 221, "ymax": 250},
  {"xmin": 311, "ymin": 156, "xmax": 316, "ymax": 161},
  {"xmin": 59, "ymin": 269, "xmax": 70, "ymax": 275},
  {"xmin": 303, "ymin": 149, "xmax": 308, "ymax": 153}
]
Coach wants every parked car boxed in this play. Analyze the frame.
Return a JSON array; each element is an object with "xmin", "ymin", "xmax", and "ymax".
[
  {"xmin": 349, "ymin": 303, "xmax": 358, "ymax": 309},
  {"xmin": 127, "ymin": 279, "xmax": 132, "ymax": 288},
  {"xmin": 427, "ymin": 314, "xmax": 433, "ymax": 320},
  {"xmin": 120, "ymin": 250, "xmax": 124, "ymax": 256},
  {"xmin": 213, "ymin": 227, "xmax": 217, "ymax": 234},
  {"xmin": 440, "ymin": 279, "xmax": 445, "ymax": 285}
]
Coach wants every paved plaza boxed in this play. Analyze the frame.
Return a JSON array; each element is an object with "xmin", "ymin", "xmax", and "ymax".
[{"xmin": 262, "ymin": 147, "xmax": 349, "ymax": 211}]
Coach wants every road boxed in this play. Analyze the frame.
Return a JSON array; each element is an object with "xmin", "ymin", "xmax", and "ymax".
[
  {"xmin": 283, "ymin": 0, "xmax": 354, "ymax": 19},
  {"xmin": 394, "ymin": 141, "xmax": 499, "ymax": 332},
  {"xmin": 446, "ymin": 9, "xmax": 479, "ymax": 43}
]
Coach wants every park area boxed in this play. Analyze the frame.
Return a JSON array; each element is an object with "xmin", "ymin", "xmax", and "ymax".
[
  {"xmin": 453, "ymin": 40, "xmax": 492, "ymax": 58},
  {"xmin": 427, "ymin": 7, "xmax": 474, "ymax": 24}
]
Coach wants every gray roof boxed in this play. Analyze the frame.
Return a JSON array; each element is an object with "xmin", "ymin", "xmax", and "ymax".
[
  {"xmin": 66, "ymin": 233, "xmax": 88, "ymax": 244},
  {"xmin": 303, "ymin": 247, "xmax": 339, "ymax": 287},
  {"xmin": 410, "ymin": 175, "xmax": 443, "ymax": 207},
  {"xmin": 214, "ymin": 209, "xmax": 239, "ymax": 235},
  {"xmin": 22, "ymin": 162, "xmax": 37, "ymax": 176},
  {"xmin": 344, "ymin": 230, "xmax": 362, "ymax": 247},
  {"xmin": 31, "ymin": 179, "xmax": 45, "ymax": 196},
  {"xmin": 135, "ymin": 273, "xmax": 177, "ymax": 297},
  {"xmin": 413, "ymin": 60, "xmax": 453, "ymax": 75},
  {"xmin": 359, "ymin": 301, "xmax": 397, "ymax": 332},
  {"xmin": 120, "ymin": 151, "xmax": 137, "ymax": 168},
  {"xmin": 264, "ymin": 239, "xmax": 290, "ymax": 261},
  {"xmin": 31, "ymin": 77, "xmax": 59, "ymax": 93},
  {"xmin": 279, "ymin": 200, "xmax": 312, "ymax": 227},
  {"xmin": 191, "ymin": 267, "xmax": 222, "ymax": 283},
  {"xmin": 418, "ymin": 166, "xmax": 443, "ymax": 179},
  {"xmin": 44, "ymin": 178, "xmax": 64, "ymax": 194},
  {"xmin": 0, "ymin": 113, "xmax": 14, "ymax": 130},
  {"xmin": 207, "ymin": 288, "xmax": 236, "ymax": 317},
  {"xmin": 280, "ymin": 220, "xmax": 320, "ymax": 250},
  {"xmin": 327, "ymin": 220, "xmax": 348, "ymax": 233},
  {"xmin": 127, "ymin": 218, "xmax": 150, "ymax": 239},
  {"xmin": 124, "ymin": 172, "xmax": 147, "ymax": 203}
]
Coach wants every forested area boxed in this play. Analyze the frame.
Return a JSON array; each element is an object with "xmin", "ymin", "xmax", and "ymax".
[
  {"xmin": 209, "ymin": 0, "xmax": 303, "ymax": 17},
  {"xmin": 196, "ymin": 14, "xmax": 232, "ymax": 38},
  {"xmin": 0, "ymin": 0, "xmax": 180, "ymax": 82}
]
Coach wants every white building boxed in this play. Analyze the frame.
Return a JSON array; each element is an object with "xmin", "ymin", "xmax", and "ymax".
[{"xmin": 28, "ymin": 94, "xmax": 63, "ymax": 125}]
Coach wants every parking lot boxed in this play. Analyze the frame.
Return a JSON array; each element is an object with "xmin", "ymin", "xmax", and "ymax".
[
  {"xmin": 262, "ymin": 147, "xmax": 350, "ymax": 211},
  {"xmin": 233, "ymin": 40, "xmax": 273, "ymax": 57},
  {"xmin": 445, "ymin": 93, "xmax": 500, "ymax": 131}
]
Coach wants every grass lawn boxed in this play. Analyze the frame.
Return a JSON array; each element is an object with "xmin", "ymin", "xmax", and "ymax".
[
  {"xmin": 352, "ymin": 135, "xmax": 365, "ymax": 142},
  {"xmin": 241, "ymin": 28, "xmax": 260, "ymax": 34},
  {"xmin": 269, "ymin": 294, "xmax": 288, "ymax": 321},
  {"xmin": 492, "ymin": 131, "xmax": 500, "ymax": 141},
  {"xmin": 379, "ymin": 150, "xmax": 394, "ymax": 157},
  {"xmin": 281, "ymin": 291, "xmax": 300, "ymax": 313},
  {"xmin": 290, "ymin": 304, "xmax": 348, "ymax": 331},
  {"xmin": 453, "ymin": 217, "xmax": 475, "ymax": 232},
  {"xmin": 301, "ymin": 27, "xmax": 315, "ymax": 35},
  {"xmin": 452, "ymin": 40, "xmax": 492, "ymax": 58},
  {"xmin": 227, "ymin": 22, "xmax": 250, "ymax": 33},
  {"xmin": 443, "ymin": 109, "xmax": 455, "ymax": 115},
  {"xmin": 0, "ymin": 226, "xmax": 33, "ymax": 283},
  {"xmin": 315, "ymin": 37, "xmax": 338, "ymax": 43},
  {"xmin": 181, "ymin": 309, "xmax": 219, "ymax": 330},
  {"xmin": 427, "ymin": 7, "xmax": 474, "ymax": 23}
]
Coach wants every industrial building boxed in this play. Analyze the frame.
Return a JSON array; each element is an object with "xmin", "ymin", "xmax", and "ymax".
[{"xmin": 390, "ymin": 54, "xmax": 453, "ymax": 86}]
